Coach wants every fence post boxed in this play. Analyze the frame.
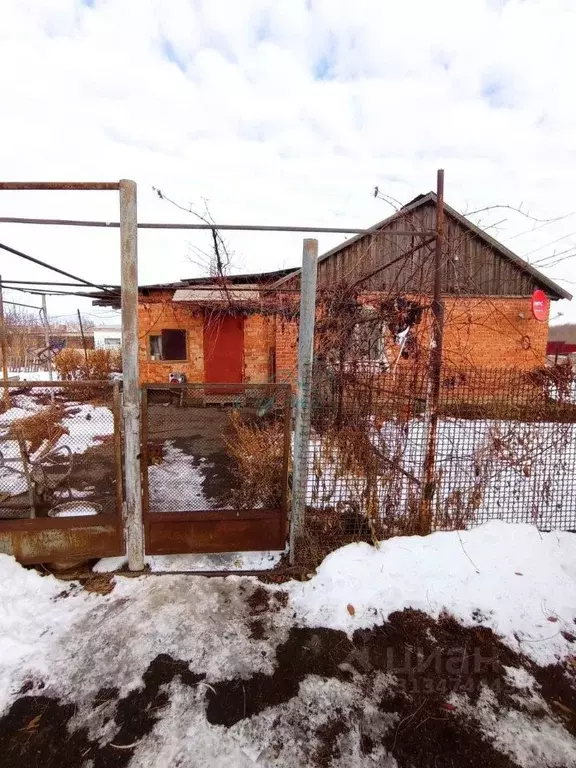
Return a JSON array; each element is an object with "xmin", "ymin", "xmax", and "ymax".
[
  {"xmin": 419, "ymin": 168, "xmax": 445, "ymax": 534},
  {"xmin": 289, "ymin": 238, "xmax": 318, "ymax": 564},
  {"xmin": 119, "ymin": 179, "xmax": 144, "ymax": 571}
]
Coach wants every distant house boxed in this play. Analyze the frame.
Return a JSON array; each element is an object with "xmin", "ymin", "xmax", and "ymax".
[
  {"xmin": 93, "ymin": 326, "xmax": 122, "ymax": 351},
  {"xmin": 547, "ymin": 324, "xmax": 576, "ymax": 360},
  {"xmin": 91, "ymin": 192, "xmax": 571, "ymax": 384}
]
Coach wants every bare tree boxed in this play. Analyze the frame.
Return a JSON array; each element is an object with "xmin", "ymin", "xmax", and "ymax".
[{"xmin": 152, "ymin": 187, "xmax": 235, "ymax": 279}]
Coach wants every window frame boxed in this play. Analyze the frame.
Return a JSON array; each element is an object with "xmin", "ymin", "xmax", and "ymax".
[{"xmin": 148, "ymin": 329, "xmax": 188, "ymax": 362}]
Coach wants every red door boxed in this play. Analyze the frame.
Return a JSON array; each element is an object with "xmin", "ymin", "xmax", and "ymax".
[{"xmin": 203, "ymin": 315, "xmax": 244, "ymax": 385}]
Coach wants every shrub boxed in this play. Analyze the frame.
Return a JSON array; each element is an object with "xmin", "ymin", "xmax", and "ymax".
[
  {"xmin": 223, "ymin": 410, "xmax": 287, "ymax": 509},
  {"xmin": 54, "ymin": 348, "xmax": 120, "ymax": 381}
]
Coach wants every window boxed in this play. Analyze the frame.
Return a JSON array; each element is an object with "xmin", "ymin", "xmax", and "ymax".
[
  {"xmin": 104, "ymin": 337, "xmax": 121, "ymax": 350},
  {"xmin": 149, "ymin": 329, "xmax": 187, "ymax": 361}
]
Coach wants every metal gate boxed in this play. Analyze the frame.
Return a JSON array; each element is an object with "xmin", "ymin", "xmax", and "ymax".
[
  {"xmin": 0, "ymin": 381, "xmax": 124, "ymax": 565},
  {"xmin": 141, "ymin": 383, "xmax": 291, "ymax": 555}
]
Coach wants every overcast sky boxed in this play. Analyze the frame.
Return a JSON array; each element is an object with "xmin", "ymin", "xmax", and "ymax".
[{"xmin": 1, "ymin": 0, "xmax": 575, "ymax": 324}]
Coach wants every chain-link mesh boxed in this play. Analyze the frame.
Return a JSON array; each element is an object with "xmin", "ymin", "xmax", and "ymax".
[
  {"xmin": 0, "ymin": 382, "xmax": 120, "ymax": 521},
  {"xmin": 143, "ymin": 384, "xmax": 290, "ymax": 514},
  {"xmin": 296, "ymin": 363, "xmax": 576, "ymax": 567}
]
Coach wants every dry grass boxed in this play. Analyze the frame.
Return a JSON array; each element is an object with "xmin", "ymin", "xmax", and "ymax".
[
  {"xmin": 8, "ymin": 406, "xmax": 69, "ymax": 453},
  {"xmin": 223, "ymin": 410, "xmax": 287, "ymax": 509}
]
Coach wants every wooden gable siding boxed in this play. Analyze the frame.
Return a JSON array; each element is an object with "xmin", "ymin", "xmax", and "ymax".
[{"xmin": 293, "ymin": 202, "xmax": 540, "ymax": 297}]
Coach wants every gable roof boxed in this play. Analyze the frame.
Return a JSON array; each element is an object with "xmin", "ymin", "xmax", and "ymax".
[{"xmin": 273, "ymin": 192, "xmax": 572, "ymax": 301}]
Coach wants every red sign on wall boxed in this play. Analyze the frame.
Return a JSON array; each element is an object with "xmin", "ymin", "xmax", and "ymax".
[{"xmin": 531, "ymin": 289, "xmax": 549, "ymax": 322}]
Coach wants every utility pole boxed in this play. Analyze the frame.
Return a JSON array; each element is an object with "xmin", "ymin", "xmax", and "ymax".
[
  {"xmin": 0, "ymin": 275, "xmax": 9, "ymax": 406},
  {"xmin": 77, "ymin": 308, "xmax": 90, "ymax": 376},
  {"xmin": 419, "ymin": 169, "xmax": 445, "ymax": 534},
  {"xmin": 289, "ymin": 238, "xmax": 318, "ymax": 564},
  {"xmin": 41, "ymin": 294, "xmax": 54, "ymax": 384},
  {"xmin": 119, "ymin": 179, "xmax": 144, "ymax": 571}
]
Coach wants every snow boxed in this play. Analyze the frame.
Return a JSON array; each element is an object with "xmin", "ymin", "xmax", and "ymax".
[
  {"xmin": 0, "ymin": 522, "xmax": 575, "ymax": 764},
  {"xmin": 453, "ymin": 686, "xmax": 576, "ymax": 767},
  {"xmin": 148, "ymin": 440, "xmax": 216, "ymax": 512},
  {"xmin": 288, "ymin": 521, "xmax": 576, "ymax": 666},
  {"xmin": 94, "ymin": 550, "xmax": 284, "ymax": 573},
  {"xmin": 48, "ymin": 502, "xmax": 101, "ymax": 517},
  {"xmin": 58, "ymin": 402, "xmax": 114, "ymax": 454},
  {"xmin": 6, "ymin": 370, "xmax": 52, "ymax": 382}
]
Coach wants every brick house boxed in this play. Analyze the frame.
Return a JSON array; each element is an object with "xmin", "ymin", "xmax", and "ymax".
[{"xmin": 92, "ymin": 192, "xmax": 570, "ymax": 384}]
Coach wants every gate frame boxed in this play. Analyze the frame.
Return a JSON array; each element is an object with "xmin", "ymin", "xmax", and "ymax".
[{"xmin": 140, "ymin": 382, "xmax": 292, "ymax": 555}]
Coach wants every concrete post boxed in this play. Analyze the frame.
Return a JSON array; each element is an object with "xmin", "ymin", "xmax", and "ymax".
[
  {"xmin": 289, "ymin": 238, "xmax": 318, "ymax": 564},
  {"xmin": 119, "ymin": 179, "xmax": 144, "ymax": 571}
]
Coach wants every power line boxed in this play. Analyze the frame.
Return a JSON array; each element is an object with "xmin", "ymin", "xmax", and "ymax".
[
  {"xmin": 0, "ymin": 215, "xmax": 434, "ymax": 237},
  {"xmin": 0, "ymin": 279, "xmax": 117, "ymax": 287},
  {"xmin": 0, "ymin": 240, "xmax": 116, "ymax": 294},
  {"xmin": 3, "ymin": 299, "xmax": 42, "ymax": 311}
]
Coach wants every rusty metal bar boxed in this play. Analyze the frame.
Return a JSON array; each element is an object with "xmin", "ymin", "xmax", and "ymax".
[
  {"xmin": 0, "ymin": 216, "xmax": 434, "ymax": 237},
  {"xmin": 0, "ymin": 182, "xmax": 119, "ymax": 190},
  {"xmin": 419, "ymin": 169, "xmax": 445, "ymax": 534},
  {"xmin": 119, "ymin": 179, "xmax": 144, "ymax": 571},
  {"xmin": 140, "ymin": 385, "xmax": 150, "ymax": 544}
]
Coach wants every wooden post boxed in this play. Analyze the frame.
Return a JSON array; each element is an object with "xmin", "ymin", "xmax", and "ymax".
[
  {"xmin": 419, "ymin": 169, "xmax": 445, "ymax": 534},
  {"xmin": 119, "ymin": 179, "xmax": 144, "ymax": 571},
  {"xmin": 289, "ymin": 238, "xmax": 318, "ymax": 564}
]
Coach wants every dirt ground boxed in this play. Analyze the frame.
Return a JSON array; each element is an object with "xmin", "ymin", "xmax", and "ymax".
[{"xmin": 0, "ymin": 605, "xmax": 574, "ymax": 768}]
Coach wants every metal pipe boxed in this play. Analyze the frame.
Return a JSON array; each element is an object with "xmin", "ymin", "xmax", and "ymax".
[
  {"xmin": 119, "ymin": 179, "xmax": 144, "ymax": 571},
  {"xmin": 289, "ymin": 239, "xmax": 318, "ymax": 564},
  {"xmin": 0, "ymin": 182, "xmax": 119, "ymax": 190},
  {"xmin": 0, "ymin": 280, "xmax": 115, "ymax": 287},
  {"xmin": 0, "ymin": 216, "xmax": 434, "ymax": 237},
  {"xmin": 419, "ymin": 169, "xmax": 445, "ymax": 535},
  {"xmin": 0, "ymin": 240, "xmax": 115, "ymax": 294}
]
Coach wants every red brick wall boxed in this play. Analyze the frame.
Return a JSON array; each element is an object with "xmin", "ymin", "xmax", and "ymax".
[
  {"xmin": 244, "ymin": 314, "xmax": 273, "ymax": 383},
  {"xmin": 138, "ymin": 296, "xmax": 274, "ymax": 384},
  {"xmin": 440, "ymin": 297, "xmax": 548, "ymax": 370},
  {"xmin": 138, "ymin": 294, "xmax": 550, "ymax": 385},
  {"xmin": 138, "ymin": 297, "xmax": 204, "ymax": 383},
  {"xmin": 275, "ymin": 317, "xmax": 298, "ymax": 385}
]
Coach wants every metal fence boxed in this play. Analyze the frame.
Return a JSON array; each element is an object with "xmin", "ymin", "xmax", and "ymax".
[
  {"xmin": 0, "ymin": 381, "xmax": 123, "ymax": 564},
  {"xmin": 295, "ymin": 363, "xmax": 576, "ymax": 566}
]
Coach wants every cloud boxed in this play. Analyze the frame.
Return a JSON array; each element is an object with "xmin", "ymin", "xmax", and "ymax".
[{"xmin": 0, "ymin": 0, "xmax": 575, "ymax": 320}]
